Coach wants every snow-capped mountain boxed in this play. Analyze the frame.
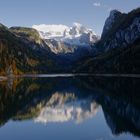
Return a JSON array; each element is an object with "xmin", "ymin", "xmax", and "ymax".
[
  {"xmin": 32, "ymin": 24, "xmax": 69, "ymax": 39},
  {"xmin": 32, "ymin": 23, "xmax": 99, "ymax": 54}
]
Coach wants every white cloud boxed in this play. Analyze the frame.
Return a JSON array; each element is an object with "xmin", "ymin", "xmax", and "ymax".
[
  {"xmin": 93, "ymin": 2, "xmax": 101, "ymax": 7},
  {"xmin": 93, "ymin": 1, "xmax": 113, "ymax": 12}
]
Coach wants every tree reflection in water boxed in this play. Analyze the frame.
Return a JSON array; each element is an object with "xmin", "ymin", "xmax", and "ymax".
[{"xmin": 0, "ymin": 76, "xmax": 140, "ymax": 138}]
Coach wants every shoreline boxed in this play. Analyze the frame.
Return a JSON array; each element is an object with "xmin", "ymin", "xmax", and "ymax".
[{"xmin": 0, "ymin": 73, "xmax": 140, "ymax": 79}]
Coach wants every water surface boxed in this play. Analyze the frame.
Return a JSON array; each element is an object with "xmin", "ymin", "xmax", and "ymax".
[{"xmin": 0, "ymin": 75, "xmax": 140, "ymax": 140}]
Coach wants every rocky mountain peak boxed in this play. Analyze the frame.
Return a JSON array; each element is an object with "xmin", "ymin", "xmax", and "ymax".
[
  {"xmin": 101, "ymin": 9, "xmax": 122, "ymax": 39},
  {"xmin": 110, "ymin": 9, "xmax": 122, "ymax": 16}
]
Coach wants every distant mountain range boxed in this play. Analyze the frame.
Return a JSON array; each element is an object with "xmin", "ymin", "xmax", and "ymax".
[
  {"xmin": 32, "ymin": 23, "xmax": 99, "ymax": 55},
  {"xmin": 32, "ymin": 23, "xmax": 99, "ymax": 53},
  {"xmin": 0, "ymin": 7, "xmax": 140, "ymax": 75}
]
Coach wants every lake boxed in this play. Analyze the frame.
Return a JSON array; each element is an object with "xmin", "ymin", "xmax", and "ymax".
[{"xmin": 0, "ymin": 75, "xmax": 140, "ymax": 140}]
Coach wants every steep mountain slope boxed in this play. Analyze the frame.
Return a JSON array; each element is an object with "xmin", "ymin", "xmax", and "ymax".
[
  {"xmin": 75, "ymin": 38, "xmax": 140, "ymax": 73},
  {"xmin": 10, "ymin": 27, "xmax": 43, "ymax": 45},
  {"xmin": 76, "ymin": 8, "xmax": 140, "ymax": 73},
  {"xmin": 100, "ymin": 8, "xmax": 140, "ymax": 52},
  {"xmin": 0, "ymin": 25, "xmax": 57, "ymax": 75},
  {"xmin": 101, "ymin": 10, "xmax": 122, "ymax": 39}
]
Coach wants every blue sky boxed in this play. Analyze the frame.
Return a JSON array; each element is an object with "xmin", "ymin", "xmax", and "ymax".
[{"xmin": 0, "ymin": 0, "xmax": 139, "ymax": 35}]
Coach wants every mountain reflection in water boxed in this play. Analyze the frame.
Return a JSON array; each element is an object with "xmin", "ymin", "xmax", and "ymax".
[
  {"xmin": 35, "ymin": 92, "xmax": 99, "ymax": 124},
  {"xmin": 0, "ymin": 76, "xmax": 140, "ymax": 139}
]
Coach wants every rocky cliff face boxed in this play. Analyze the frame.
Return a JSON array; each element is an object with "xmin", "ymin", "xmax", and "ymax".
[
  {"xmin": 101, "ymin": 8, "xmax": 140, "ymax": 52},
  {"xmin": 76, "ymin": 8, "xmax": 140, "ymax": 73},
  {"xmin": 101, "ymin": 10, "xmax": 122, "ymax": 39}
]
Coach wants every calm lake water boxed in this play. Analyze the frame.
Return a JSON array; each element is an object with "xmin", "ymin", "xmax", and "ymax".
[{"xmin": 0, "ymin": 75, "xmax": 140, "ymax": 140}]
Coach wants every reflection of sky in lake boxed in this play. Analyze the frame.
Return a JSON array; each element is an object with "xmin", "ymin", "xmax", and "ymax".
[
  {"xmin": 1, "ymin": 108, "xmax": 138, "ymax": 140},
  {"xmin": 0, "ymin": 76, "xmax": 139, "ymax": 140}
]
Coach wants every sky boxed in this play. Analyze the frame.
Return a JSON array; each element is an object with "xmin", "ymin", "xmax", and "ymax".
[{"xmin": 0, "ymin": 0, "xmax": 139, "ymax": 35}]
